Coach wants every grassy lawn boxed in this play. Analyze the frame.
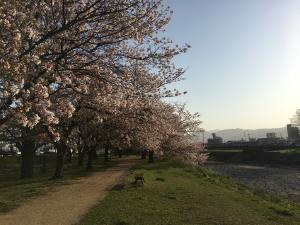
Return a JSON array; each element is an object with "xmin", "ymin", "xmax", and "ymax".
[
  {"xmin": 0, "ymin": 155, "xmax": 116, "ymax": 213},
  {"xmin": 78, "ymin": 160, "xmax": 300, "ymax": 225}
]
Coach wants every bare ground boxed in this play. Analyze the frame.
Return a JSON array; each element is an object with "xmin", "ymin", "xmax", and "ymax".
[
  {"xmin": 0, "ymin": 158, "xmax": 137, "ymax": 225},
  {"xmin": 205, "ymin": 161, "xmax": 300, "ymax": 202}
]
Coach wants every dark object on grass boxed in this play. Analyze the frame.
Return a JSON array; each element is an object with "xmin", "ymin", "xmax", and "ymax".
[
  {"xmin": 155, "ymin": 177, "xmax": 165, "ymax": 182},
  {"xmin": 111, "ymin": 183, "xmax": 125, "ymax": 191},
  {"xmin": 134, "ymin": 173, "xmax": 145, "ymax": 185}
]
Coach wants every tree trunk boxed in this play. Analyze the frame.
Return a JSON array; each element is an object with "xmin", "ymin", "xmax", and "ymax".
[
  {"xmin": 66, "ymin": 149, "xmax": 72, "ymax": 163},
  {"xmin": 86, "ymin": 147, "xmax": 96, "ymax": 170},
  {"xmin": 104, "ymin": 147, "xmax": 109, "ymax": 162},
  {"xmin": 20, "ymin": 139, "xmax": 35, "ymax": 179},
  {"xmin": 118, "ymin": 149, "xmax": 122, "ymax": 158},
  {"xmin": 78, "ymin": 147, "xmax": 86, "ymax": 166},
  {"xmin": 141, "ymin": 150, "xmax": 147, "ymax": 160},
  {"xmin": 42, "ymin": 152, "xmax": 46, "ymax": 173},
  {"xmin": 93, "ymin": 148, "xmax": 98, "ymax": 159},
  {"xmin": 52, "ymin": 143, "xmax": 67, "ymax": 179},
  {"xmin": 148, "ymin": 150, "xmax": 154, "ymax": 163}
]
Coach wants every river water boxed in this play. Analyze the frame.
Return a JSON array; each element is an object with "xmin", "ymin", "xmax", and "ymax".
[{"xmin": 205, "ymin": 161, "xmax": 300, "ymax": 203}]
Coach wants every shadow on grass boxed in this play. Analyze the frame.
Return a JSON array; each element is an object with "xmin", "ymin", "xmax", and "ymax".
[
  {"xmin": 270, "ymin": 206, "xmax": 295, "ymax": 217},
  {"xmin": 111, "ymin": 184, "xmax": 126, "ymax": 191}
]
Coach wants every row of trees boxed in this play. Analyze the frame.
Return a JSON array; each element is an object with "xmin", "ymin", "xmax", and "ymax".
[{"xmin": 0, "ymin": 0, "xmax": 207, "ymax": 179}]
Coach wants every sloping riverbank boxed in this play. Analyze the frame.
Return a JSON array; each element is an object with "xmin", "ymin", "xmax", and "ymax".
[{"xmin": 78, "ymin": 160, "xmax": 300, "ymax": 225}]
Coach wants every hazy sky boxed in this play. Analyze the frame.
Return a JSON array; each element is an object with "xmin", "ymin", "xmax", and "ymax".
[{"xmin": 164, "ymin": 0, "xmax": 300, "ymax": 131}]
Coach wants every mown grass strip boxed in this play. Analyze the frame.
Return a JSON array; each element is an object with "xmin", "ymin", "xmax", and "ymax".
[{"xmin": 78, "ymin": 160, "xmax": 300, "ymax": 225}]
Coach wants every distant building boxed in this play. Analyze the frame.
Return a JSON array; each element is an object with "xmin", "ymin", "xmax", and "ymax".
[
  {"xmin": 207, "ymin": 133, "xmax": 223, "ymax": 145},
  {"xmin": 287, "ymin": 124, "xmax": 300, "ymax": 142},
  {"xmin": 266, "ymin": 132, "xmax": 277, "ymax": 139}
]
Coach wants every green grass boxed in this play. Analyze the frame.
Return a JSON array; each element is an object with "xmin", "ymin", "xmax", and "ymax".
[
  {"xmin": 78, "ymin": 160, "xmax": 300, "ymax": 225},
  {"xmin": 0, "ymin": 155, "xmax": 116, "ymax": 213},
  {"xmin": 270, "ymin": 149, "xmax": 300, "ymax": 154},
  {"xmin": 207, "ymin": 149, "xmax": 243, "ymax": 153}
]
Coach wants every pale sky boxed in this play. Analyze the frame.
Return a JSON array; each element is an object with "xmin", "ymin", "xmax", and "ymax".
[{"xmin": 165, "ymin": 0, "xmax": 300, "ymax": 130}]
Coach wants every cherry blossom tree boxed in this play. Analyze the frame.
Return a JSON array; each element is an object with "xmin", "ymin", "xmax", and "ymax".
[
  {"xmin": 0, "ymin": 0, "xmax": 205, "ymax": 179},
  {"xmin": 160, "ymin": 104, "xmax": 208, "ymax": 165},
  {"xmin": 0, "ymin": 0, "xmax": 187, "ymax": 133}
]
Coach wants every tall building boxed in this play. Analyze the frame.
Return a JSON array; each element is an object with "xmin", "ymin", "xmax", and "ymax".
[{"xmin": 287, "ymin": 124, "xmax": 299, "ymax": 142}]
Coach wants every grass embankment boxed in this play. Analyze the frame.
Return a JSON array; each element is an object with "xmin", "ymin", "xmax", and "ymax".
[
  {"xmin": 0, "ymin": 155, "xmax": 115, "ymax": 213},
  {"xmin": 271, "ymin": 149, "xmax": 300, "ymax": 154},
  {"xmin": 207, "ymin": 149, "xmax": 243, "ymax": 153},
  {"xmin": 79, "ymin": 160, "xmax": 300, "ymax": 225}
]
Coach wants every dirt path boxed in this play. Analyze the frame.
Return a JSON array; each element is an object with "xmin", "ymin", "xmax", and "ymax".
[{"xmin": 0, "ymin": 158, "xmax": 137, "ymax": 225}]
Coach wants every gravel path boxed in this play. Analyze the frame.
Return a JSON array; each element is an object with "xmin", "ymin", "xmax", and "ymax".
[
  {"xmin": 205, "ymin": 162, "xmax": 300, "ymax": 202},
  {"xmin": 0, "ymin": 158, "xmax": 137, "ymax": 225}
]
